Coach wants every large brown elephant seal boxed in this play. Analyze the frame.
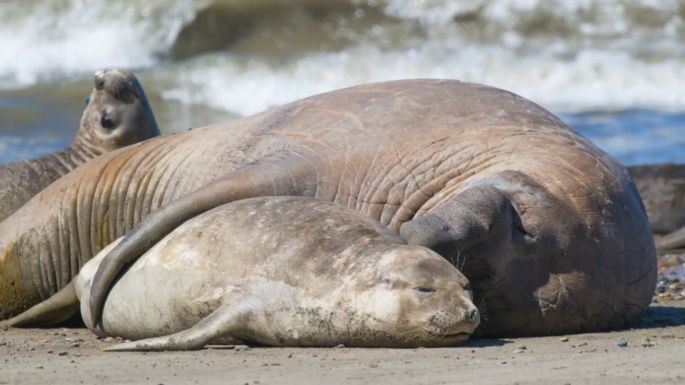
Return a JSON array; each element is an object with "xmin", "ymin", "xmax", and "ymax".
[
  {"xmin": 6, "ymin": 197, "xmax": 479, "ymax": 349},
  {"xmin": 0, "ymin": 80, "xmax": 656, "ymax": 337},
  {"xmin": 0, "ymin": 68, "xmax": 160, "ymax": 222},
  {"xmin": 628, "ymin": 164, "xmax": 685, "ymax": 251}
]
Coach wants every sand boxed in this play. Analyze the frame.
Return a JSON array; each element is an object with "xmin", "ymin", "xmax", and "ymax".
[{"xmin": 2, "ymin": 300, "xmax": 684, "ymax": 385}]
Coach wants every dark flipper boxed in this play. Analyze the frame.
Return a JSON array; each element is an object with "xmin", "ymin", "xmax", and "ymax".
[
  {"xmin": 399, "ymin": 184, "xmax": 519, "ymax": 255},
  {"xmin": 3, "ymin": 282, "xmax": 79, "ymax": 328},
  {"xmin": 89, "ymin": 152, "xmax": 315, "ymax": 327},
  {"xmin": 656, "ymin": 225, "xmax": 685, "ymax": 252},
  {"xmin": 400, "ymin": 171, "xmax": 546, "ymax": 258}
]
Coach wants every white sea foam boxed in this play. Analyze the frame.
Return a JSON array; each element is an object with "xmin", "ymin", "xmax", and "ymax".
[
  {"xmin": 1, "ymin": 0, "xmax": 684, "ymax": 113},
  {"xmin": 159, "ymin": 0, "xmax": 685, "ymax": 114},
  {"xmin": 159, "ymin": 44, "xmax": 685, "ymax": 116},
  {"xmin": 0, "ymin": 0, "xmax": 194, "ymax": 87}
]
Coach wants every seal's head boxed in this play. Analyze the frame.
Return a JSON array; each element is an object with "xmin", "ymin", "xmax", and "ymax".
[
  {"xmin": 347, "ymin": 245, "xmax": 480, "ymax": 347},
  {"xmin": 76, "ymin": 69, "xmax": 160, "ymax": 153}
]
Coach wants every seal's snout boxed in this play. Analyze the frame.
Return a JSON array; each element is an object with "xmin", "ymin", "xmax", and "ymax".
[
  {"xmin": 466, "ymin": 307, "xmax": 480, "ymax": 324},
  {"xmin": 457, "ymin": 306, "xmax": 480, "ymax": 330},
  {"xmin": 92, "ymin": 69, "xmax": 137, "ymax": 101},
  {"xmin": 426, "ymin": 296, "xmax": 480, "ymax": 339}
]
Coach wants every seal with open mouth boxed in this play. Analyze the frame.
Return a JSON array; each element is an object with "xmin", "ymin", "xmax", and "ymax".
[{"xmin": 0, "ymin": 69, "xmax": 160, "ymax": 222}]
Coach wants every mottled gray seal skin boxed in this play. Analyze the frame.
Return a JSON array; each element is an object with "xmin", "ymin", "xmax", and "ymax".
[
  {"xmin": 0, "ymin": 80, "xmax": 656, "ymax": 337},
  {"xmin": 628, "ymin": 163, "xmax": 685, "ymax": 251},
  {"xmin": 0, "ymin": 69, "xmax": 160, "ymax": 222},
  {"xmin": 7, "ymin": 197, "xmax": 479, "ymax": 350}
]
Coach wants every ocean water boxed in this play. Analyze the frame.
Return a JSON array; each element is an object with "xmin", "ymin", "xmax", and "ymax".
[{"xmin": 0, "ymin": 0, "xmax": 683, "ymax": 164}]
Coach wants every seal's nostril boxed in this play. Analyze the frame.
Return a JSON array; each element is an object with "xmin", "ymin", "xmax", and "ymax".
[
  {"xmin": 468, "ymin": 308, "xmax": 479, "ymax": 322},
  {"xmin": 94, "ymin": 72, "xmax": 105, "ymax": 90}
]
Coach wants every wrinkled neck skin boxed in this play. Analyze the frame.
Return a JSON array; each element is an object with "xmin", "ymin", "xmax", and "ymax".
[
  {"xmin": 67, "ymin": 132, "xmax": 104, "ymax": 163},
  {"xmin": 34, "ymin": 141, "xmax": 102, "ymax": 178},
  {"xmin": 0, "ymin": 144, "xmax": 96, "ymax": 227}
]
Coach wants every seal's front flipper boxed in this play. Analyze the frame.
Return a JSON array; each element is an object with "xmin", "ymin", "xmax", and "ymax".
[
  {"xmin": 399, "ymin": 170, "xmax": 550, "ymax": 263},
  {"xmin": 105, "ymin": 297, "xmax": 257, "ymax": 352},
  {"xmin": 656, "ymin": 225, "xmax": 685, "ymax": 252},
  {"xmin": 400, "ymin": 184, "xmax": 519, "ymax": 258},
  {"xmin": 4, "ymin": 282, "xmax": 79, "ymax": 328},
  {"xmin": 89, "ymin": 151, "xmax": 316, "ymax": 329}
]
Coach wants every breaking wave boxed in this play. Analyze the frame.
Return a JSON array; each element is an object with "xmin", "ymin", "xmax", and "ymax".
[{"xmin": 2, "ymin": 0, "xmax": 685, "ymax": 112}]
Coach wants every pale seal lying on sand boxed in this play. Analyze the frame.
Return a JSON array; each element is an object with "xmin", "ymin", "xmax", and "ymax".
[
  {"xmin": 0, "ymin": 80, "xmax": 655, "ymax": 336},
  {"xmin": 7, "ymin": 197, "xmax": 480, "ymax": 350},
  {"xmin": 0, "ymin": 69, "xmax": 160, "ymax": 222}
]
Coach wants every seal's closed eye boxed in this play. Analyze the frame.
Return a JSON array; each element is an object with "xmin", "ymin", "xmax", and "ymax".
[{"xmin": 415, "ymin": 286, "xmax": 435, "ymax": 293}]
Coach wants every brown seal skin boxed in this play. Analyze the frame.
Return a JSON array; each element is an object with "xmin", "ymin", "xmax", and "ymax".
[
  {"xmin": 0, "ymin": 80, "xmax": 656, "ymax": 337},
  {"xmin": 6, "ymin": 197, "xmax": 480, "ymax": 350},
  {"xmin": 628, "ymin": 163, "xmax": 685, "ymax": 251},
  {"xmin": 0, "ymin": 69, "xmax": 160, "ymax": 223}
]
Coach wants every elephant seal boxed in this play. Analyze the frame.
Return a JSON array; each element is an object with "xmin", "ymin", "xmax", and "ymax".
[
  {"xmin": 628, "ymin": 164, "xmax": 685, "ymax": 251},
  {"xmin": 0, "ymin": 68, "xmax": 160, "ymax": 222},
  {"xmin": 6, "ymin": 197, "xmax": 479, "ymax": 350},
  {"xmin": 0, "ymin": 80, "xmax": 655, "ymax": 337}
]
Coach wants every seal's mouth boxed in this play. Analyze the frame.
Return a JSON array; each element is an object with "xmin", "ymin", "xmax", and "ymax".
[
  {"xmin": 444, "ymin": 332, "xmax": 471, "ymax": 340},
  {"xmin": 429, "ymin": 331, "xmax": 472, "ymax": 342},
  {"xmin": 421, "ymin": 331, "xmax": 472, "ymax": 347}
]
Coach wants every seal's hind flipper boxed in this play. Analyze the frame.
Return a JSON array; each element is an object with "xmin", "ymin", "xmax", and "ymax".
[
  {"xmin": 4, "ymin": 282, "xmax": 79, "ymax": 327},
  {"xmin": 104, "ymin": 299, "xmax": 256, "ymax": 352}
]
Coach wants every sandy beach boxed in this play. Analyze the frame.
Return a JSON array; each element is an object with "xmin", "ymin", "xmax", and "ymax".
[
  {"xmin": 2, "ymin": 235, "xmax": 684, "ymax": 385},
  {"xmin": 1, "ymin": 2, "xmax": 685, "ymax": 384},
  {"xmin": 2, "ymin": 299, "xmax": 683, "ymax": 385}
]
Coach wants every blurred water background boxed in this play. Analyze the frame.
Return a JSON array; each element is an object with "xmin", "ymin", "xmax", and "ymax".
[{"xmin": 0, "ymin": 0, "xmax": 683, "ymax": 164}]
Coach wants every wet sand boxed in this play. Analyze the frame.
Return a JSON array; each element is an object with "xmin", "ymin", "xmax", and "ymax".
[{"xmin": 2, "ymin": 299, "xmax": 684, "ymax": 385}]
